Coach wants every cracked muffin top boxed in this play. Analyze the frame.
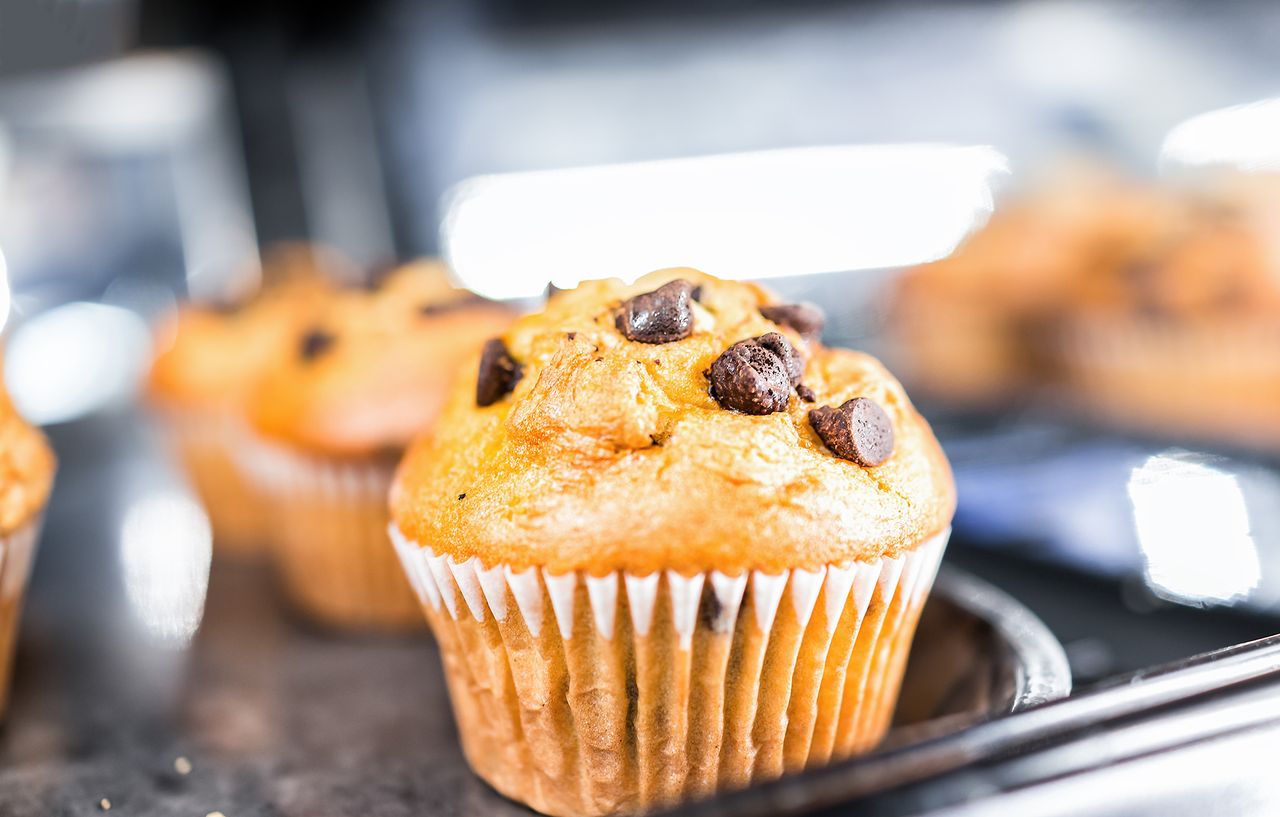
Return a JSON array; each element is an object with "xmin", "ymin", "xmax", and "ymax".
[
  {"xmin": 247, "ymin": 260, "xmax": 517, "ymax": 458},
  {"xmin": 391, "ymin": 268, "xmax": 954, "ymax": 574}
]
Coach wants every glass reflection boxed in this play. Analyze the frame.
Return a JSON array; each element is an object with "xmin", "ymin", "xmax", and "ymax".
[
  {"xmin": 5, "ymin": 301, "xmax": 150, "ymax": 425},
  {"xmin": 443, "ymin": 144, "xmax": 1009, "ymax": 299},
  {"xmin": 119, "ymin": 491, "xmax": 212, "ymax": 646},
  {"xmin": 1160, "ymin": 97, "xmax": 1280, "ymax": 172},
  {"xmin": 1128, "ymin": 451, "xmax": 1260, "ymax": 607}
]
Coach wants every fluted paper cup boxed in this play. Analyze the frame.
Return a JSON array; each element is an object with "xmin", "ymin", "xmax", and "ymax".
[
  {"xmin": 239, "ymin": 439, "xmax": 422, "ymax": 631},
  {"xmin": 154, "ymin": 407, "xmax": 267, "ymax": 557},
  {"xmin": 1056, "ymin": 315, "xmax": 1280, "ymax": 447},
  {"xmin": 391, "ymin": 525, "xmax": 948, "ymax": 817},
  {"xmin": 0, "ymin": 517, "xmax": 43, "ymax": 717}
]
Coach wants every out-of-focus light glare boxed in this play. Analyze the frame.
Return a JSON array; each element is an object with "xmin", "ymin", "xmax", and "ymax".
[
  {"xmin": 120, "ymin": 492, "xmax": 212, "ymax": 646},
  {"xmin": 0, "ymin": 246, "xmax": 10, "ymax": 335},
  {"xmin": 1128, "ymin": 451, "xmax": 1260, "ymax": 607},
  {"xmin": 1160, "ymin": 98, "xmax": 1280, "ymax": 172},
  {"xmin": 6, "ymin": 302, "xmax": 149, "ymax": 425},
  {"xmin": 442, "ymin": 145, "xmax": 1009, "ymax": 299}
]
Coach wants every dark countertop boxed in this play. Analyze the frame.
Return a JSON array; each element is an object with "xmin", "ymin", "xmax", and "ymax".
[{"xmin": 0, "ymin": 408, "xmax": 1062, "ymax": 817}]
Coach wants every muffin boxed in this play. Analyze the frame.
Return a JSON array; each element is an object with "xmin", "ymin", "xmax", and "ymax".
[
  {"xmin": 888, "ymin": 170, "xmax": 1171, "ymax": 405},
  {"xmin": 147, "ymin": 245, "xmax": 342, "ymax": 556},
  {"xmin": 390, "ymin": 268, "xmax": 955, "ymax": 815},
  {"xmin": 0, "ymin": 375, "xmax": 55, "ymax": 716},
  {"xmin": 244, "ymin": 260, "xmax": 516, "ymax": 631},
  {"xmin": 1056, "ymin": 188, "xmax": 1280, "ymax": 446}
]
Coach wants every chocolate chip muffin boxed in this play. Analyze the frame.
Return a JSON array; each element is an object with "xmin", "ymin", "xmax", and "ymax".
[
  {"xmin": 391, "ymin": 268, "xmax": 955, "ymax": 816},
  {"xmin": 242, "ymin": 260, "xmax": 516, "ymax": 631},
  {"xmin": 147, "ymin": 244, "xmax": 341, "ymax": 556},
  {"xmin": 0, "ymin": 374, "xmax": 55, "ymax": 717},
  {"xmin": 1056, "ymin": 189, "xmax": 1280, "ymax": 447}
]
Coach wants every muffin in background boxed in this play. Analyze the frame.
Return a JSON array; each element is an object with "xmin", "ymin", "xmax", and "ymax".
[
  {"xmin": 888, "ymin": 171, "xmax": 1170, "ymax": 406},
  {"xmin": 1055, "ymin": 185, "xmax": 1280, "ymax": 446},
  {"xmin": 243, "ymin": 260, "xmax": 516, "ymax": 632},
  {"xmin": 147, "ymin": 244, "xmax": 342, "ymax": 557},
  {"xmin": 391, "ymin": 269, "xmax": 955, "ymax": 816},
  {"xmin": 0, "ymin": 373, "xmax": 55, "ymax": 717}
]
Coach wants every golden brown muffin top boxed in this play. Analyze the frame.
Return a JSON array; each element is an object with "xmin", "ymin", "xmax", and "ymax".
[
  {"xmin": 0, "ymin": 384, "xmax": 55, "ymax": 534},
  {"xmin": 147, "ymin": 245, "xmax": 342, "ymax": 409},
  {"xmin": 392, "ymin": 268, "xmax": 955, "ymax": 575},
  {"xmin": 247, "ymin": 260, "xmax": 517, "ymax": 458}
]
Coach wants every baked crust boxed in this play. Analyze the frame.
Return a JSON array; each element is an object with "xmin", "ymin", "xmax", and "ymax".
[{"xmin": 392, "ymin": 268, "xmax": 955, "ymax": 574}]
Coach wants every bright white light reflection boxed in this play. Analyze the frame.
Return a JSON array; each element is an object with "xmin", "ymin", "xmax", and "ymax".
[
  {"xmin": 120, "ymin": 492, "xmax": 212, "ymax": 645},
  {"xmin": 1128, "ymin": 452, "xmax": 1260, "ymax": 607},
  {"xmin": 0, "ymin": 246, "xmax": 10, "ymax": 335},
  {"xmin": 1160, "ymin": 98, "xmax": 1280, "ymax": 173},
  {"xmin": 442, "ymin": 145, "xmax": 1009, "ymax": 299},
  {"xmin": 6, "ymin": 302, "xmax": 150, "ymax": 425}
]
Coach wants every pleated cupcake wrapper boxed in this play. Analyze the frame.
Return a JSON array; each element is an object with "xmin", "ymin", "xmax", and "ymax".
[
  {"xmin": 0, "ymin": 517, "xmax": 43, "ymax": 717},
  {"xmin": 154, "ymin": 406, "xmax": 268, "ymax": 556},
  {"xmin": 1056, "ymin": 317, "xmax": 1280, "ymax": 444},
  {"xmin": 236, "ymin": 438, "xmax": 422, "ymax": 631},
  {"xmin": 391, "ymin": 525, "xmax": 948, "ymax": 817}
]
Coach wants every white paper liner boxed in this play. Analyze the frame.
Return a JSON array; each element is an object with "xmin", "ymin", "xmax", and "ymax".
[
  {"xmin": 0, "ymin": 516, "xmax": 43, "ymax": 717},
  {"xmin": 153, "ymin": 406, "xmax": 267, "ymax": 555},
  {"xmin": 237, "ymin": 437, "xmax": 421, "ymax": 630},
  {"xmin": 391, "ymin": 525, "xmax": 948, "ymax": 816}
]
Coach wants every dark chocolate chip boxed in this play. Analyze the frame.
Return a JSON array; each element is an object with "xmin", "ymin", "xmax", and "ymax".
[
  {"xmin": 699, "ymin": 586, "xmax": 730, "ymax": 632},
  {"xmin": 808, "ymin": 397, "xmax": 894, "ymax": 466},
  {"xmin": 299, "ymin": 329, "xmax": 336, "ymax": 361},
  {"xmin": 707, "ymin": 335, "xmax": 795, "ymax": 415},
  {"xmin": 797, "ymin": 384, "xmax": 816, "ymax": 403},
  {"xmin": 760, "ymin": 302, "xmax": 826, "ymax": 340},
  {"xmin": 615, "ymin": 280, "xmax": 696, "ymax": 344},
  {"xmin": 755, "ymin": 331, "xmax": 803, "ymax": 386},
  {"xmin": 457, "ymin": 493, "xmax": 466, "ymax": 501},
  {"xmin": 476, "ymin": 338, "xmax": 523, "ymax": 406}
]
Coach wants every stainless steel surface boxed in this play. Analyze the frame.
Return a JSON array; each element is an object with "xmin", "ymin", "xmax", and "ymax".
[{"xmin": 0, "ymin": 410, "xmax": 1069, "ymax": 816}]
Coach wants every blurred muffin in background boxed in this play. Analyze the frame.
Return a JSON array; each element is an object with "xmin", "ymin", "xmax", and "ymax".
[
  {"xmin": 887, "ymin": 168, "xmax": 1169, "ymax": 406},
  {"xmin": 1055, "ymin": 177, "xmax": 1280, "ymax": 446},
  {"xmin": 147, "ymin": 244, "xmax": 345, "ymax": 557},
  {"xmin": 0, "ymin": 371, "xmax": 55, "ymax": 716},
  {"xmin": 242, "ymin": 260, "xmax": 516, "ymax": 632}
]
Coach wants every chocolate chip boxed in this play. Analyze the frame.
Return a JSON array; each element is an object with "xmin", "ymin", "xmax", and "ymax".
[
  {"xmin": 457, "ymin": 493, "xmax": 466, "ymax": 500},
  {"xmin": 760, "ymin": 302, "xmax": 825, "ymax": 340},
  {"xmin": 299, "ymin": 329, "xmax": 335, "ymax": 361},
  {"xmin": 615, "ymin": 280, "xmax": 696, "ymax": 344},
  {"xmin": 808, "ymin": 397, "xmax": 894, "ymax": 466},
  {"xmin": 707, "ymin": 335, "xmax": 796, "ymax": 415},
  {"xmin": 755, "ymin": 332, "xmax": 803, "ymax": 386},
  {"xmin": 797, "ymin": 384, "xmax": 816, "ymax": 403},
  {"xmin": 476, "ymin": 338, "xmax": 523, "ymax": 406},
  {"xmin": 690, "ymin": 285, "xmax": 703, "ymax": 302}
]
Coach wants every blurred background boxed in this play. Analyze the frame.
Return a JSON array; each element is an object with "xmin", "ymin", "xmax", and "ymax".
[{"xmin": 4, "ymin": 0, "xmax": 1280, "ymax": 811}]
